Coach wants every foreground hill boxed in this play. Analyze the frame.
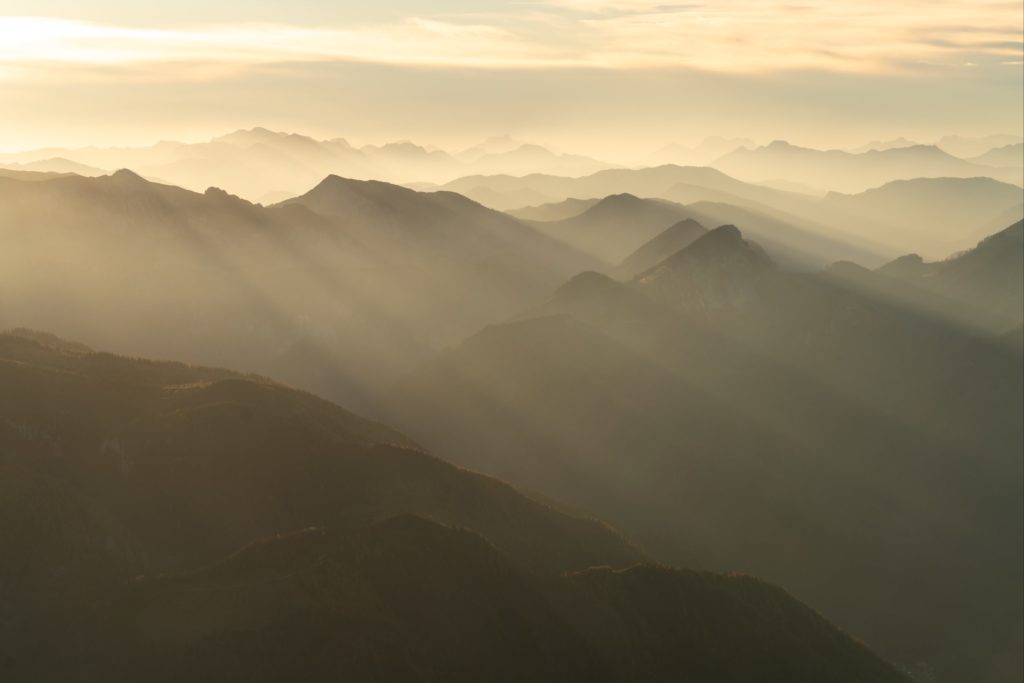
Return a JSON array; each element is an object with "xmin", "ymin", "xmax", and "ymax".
[
  {"xmin": 387, "ymin": 225, "xmax": 1024, "ymax": 683},
  {"xmin": 0, "ymin": 171, "xmax": 594, "ymax": 411},
  {"xmin": 0, "ymin": 331, "xmax": 909, "ymax": 683},
  {"xmin": 0, "ymin": 330, "xmax": 640, "ymax": 577}
]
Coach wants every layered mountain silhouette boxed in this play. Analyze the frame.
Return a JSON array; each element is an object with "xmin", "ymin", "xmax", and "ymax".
[
  {"xmin": 647, "ymin": 136, "xmax": 756, "ymax": 165},
  {"xmin": 2, "ymin": 143, "xmax": 1021, "ymax": 683},
  {"xmin": 0, "ymin": 170, "xmax": 594, "ymax": 411},
  {"xmin": 937, "ymin": 134, "xmax": 1024, "ymax": 159},
  {"xmin": 968, "ymin": 142, "xmax": 1024, "ymax": 168},
  {"xmin": 524, "ymin": 191, "xmax": 881, "ymax": 268},
  {"xmin": 527, "ymin": 193, "xmax": 691, "ymax": 263},
  {"xmin": 823, "ymin": 177, "xmax": 1024, "ymax": 256},
  {"xmin": 0, "ymin": 330, "xmax": 911, "ymax": 683},
  {"xmin": 874, "ymin": 220, "xmax": 1024, "ymax": 330},
  {"xmin": 507, "ymin": 196, "xmax": 601, "ymax": 221},
  {"xmin": 713, "ymin": 140, "xmax": 1024, "ymax": 192},
  {"xmin": 0, "ymin": 157, "xmax": 107, "ymax": 176},
  {"xmin": 849, "ymin": 137, "xmax": 920, "ymax": 153},
  {"xmin": 0, "ymin": 128, "xmax": 612, "ymax": 200},
  {"xmin": 440, "ymin": 164, "xmax": 814, "ymax": 212},
  {"xmin": 444, "ymin": 164, "xmax": 1021, "ymax": 259},
  {"xmin": 612, "ymin": 218, "xmax": 708, "ymax": 279},
  {"xmin": 387, "ymin": 224, "xmax": 1024, "ymax": 683}
]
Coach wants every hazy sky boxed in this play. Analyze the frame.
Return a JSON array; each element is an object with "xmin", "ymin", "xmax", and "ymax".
[{"xmin": 0, "ymin": 0, "xmax": 1021, "ymax": 156}]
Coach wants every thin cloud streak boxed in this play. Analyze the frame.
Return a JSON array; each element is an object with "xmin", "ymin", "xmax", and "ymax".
[{"xmin": 0, "ymin": 1, "xmax": 1021, "ymax": 82}]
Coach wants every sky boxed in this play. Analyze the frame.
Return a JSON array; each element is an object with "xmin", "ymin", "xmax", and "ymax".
[{"xmin": 0, "ymin": 0, "xmax": 1021, "ymax": 157}]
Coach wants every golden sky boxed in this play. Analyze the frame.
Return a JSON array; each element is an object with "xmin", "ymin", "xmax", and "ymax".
[{"xmin": 0, "ymin": 1, "xmax": 1021, "ymax": 153}]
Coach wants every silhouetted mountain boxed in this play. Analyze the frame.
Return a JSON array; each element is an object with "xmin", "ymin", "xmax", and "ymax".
[
  {"xmin": 0, "ymin": 129, "xmax": 614, "ymax": 200},
  {"xmin": 1, "ymin": 332, "xmax": 914, "ymax": 683},
  {"xmin": 443, "ymin": 164, "xmax": 810, "ymax": 213},
  {"xmin": 0, "ymin": 330, "xmax": 639, "ymax": 574},
  {"xmin": 876, "ymin": 221, "xmax": 1023, "ymax": 330},
  {"xmin": 754, "ymin": 178, "xmax": 827, "ymax": 196},
  {"xmin": 472, "ymin": 143, "xmax": 612, "ymax": 176},
  {"xmin": 0, "ymin": 171, "xmax": 594, "ymax": 412},
  {"xmin": 524, "ymin": 189, "xmax": 881, "ymax": 269},
  {"xmin": 849, "ymin": 138, "xmax": 920, "ymax": 153},
  {"xmin": 0, "ymin": 157, "xmax": 107, "ymax": 176},
  {"xmin": 0, "ymin": 168, "xmax": 72, "ymax": 182},
  {"xmin": 387, "ymin": 226, "xmax": 1023, "ymax": 683},
  {"xmin": 507, "ymin": 196, "xmax": 600, "ymax": 221},
  {"xmin": 457, "ymin": 134, "xmax": 525, "ymax": 160},
  {"xmin": 676, "ymin": 200, "xmax": 882, "ymax": 267},
  {"xmin": 824, "ymin": 177, "xmax": 1024, "ymax": 255},
  {"xmin": 441, "ymin": 164, "xmax": 935, "ymax": 264},
  {"xmin": 529, "ymin": 193, "xmax": 690, "ymax": 263},
  {"xmin": 632, "ymin": 225, "xmax": 773, "ymax": 313},
  {"xmin": 937, "ymin": 134, "xmax": 1024, "ymax": 159},
  {"xmin": 612, "ymin": 218, "xmax": 708, "ymax": 279},
  {"xmin": 8, "ymin": 516, "xmax": 908, "ymax": 683},
  {"xmin": 647, "ymin": 137, "xmax": 755, "ymax": 165},
  {"xmin": 713, "ymin": 140, "xmax": 1023, "ymax": 192},
  {"xmin": 968, "ymin": 142, "xmax": 1024, "ymax": 168}
]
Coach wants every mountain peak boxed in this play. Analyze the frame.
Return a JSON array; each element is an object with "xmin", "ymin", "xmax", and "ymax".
[
  {"xmin": 668, "ymin": 223, "xmax": 772, "ymax": 270},
  {"xmin": 613, "ymin": 218, "xmax": 708, "ymax": 280},
  {"xmin": 555, "ymin": 270, "xmax": 619, "ymax": 298},
  {"xmin": 597, "ymin": 192, "xmax": 641, "ymax": 206},
  {"xmin": 107, "ymin": 168, "xmax": 147, "ymax": 184},
  {"xmin": 634, "ymin": 224, "xmax": 775, "ymax": 312},
  {"xmin": 685, "ymin": 223, "xmax": 744, "ymax": 251}
]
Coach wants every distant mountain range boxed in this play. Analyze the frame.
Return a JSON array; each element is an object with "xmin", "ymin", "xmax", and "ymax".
[
  {"xmin": 439, "ymin": 166, "xmax": 1024, "ymax": 260},
  {"xmin": 712, "ymin": 140, "xmax": 1023, "ymax": 193},
  {"xmin": 5, "ymin": 130, "xmax": 1020, "ymax": 203},
  {"xmin": 823, "ymin": 177, "xmax": 1024, "ymax": 256},
  {"xmin": 936, "ymin": 134, "xmax": 1024, "ymax": 159},
  {"xmin": 848, "ymin": 134, "xmax": 1023, "ymax": 157},
  {"xmin": 849, "ymin": 137, "xmax": 921, "ymax": 153},
  {"xmin": 0, "ymin": 330, "xmax": 911, "ymax": 683},
  {"xmin": 646, "ymin": 136, "xmax": 756, "ymax": 165},
  {"xmin": 968, "ymin": 142, "xmax": 1024, "ymax": 168},
  {"xmin": 0, "ymin": 128, "xmax": 614, "ymax": 200}
]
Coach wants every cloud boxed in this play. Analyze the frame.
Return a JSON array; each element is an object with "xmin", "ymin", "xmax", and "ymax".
[
  {"xmin": 0, "ymin": 17, "xmax": 570, "ymax": 73},
  {"xmin": 0, "ymin": 1, "xmax": 1021, "ymax": 82}
]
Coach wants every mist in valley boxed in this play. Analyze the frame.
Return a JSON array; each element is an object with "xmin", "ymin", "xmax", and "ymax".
[{"xmin": 1, "ymin": 2, "xmax": 1023, "ymax": 682}]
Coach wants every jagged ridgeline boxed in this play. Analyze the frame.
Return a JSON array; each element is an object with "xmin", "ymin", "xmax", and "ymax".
[{"xmin": 0, "ymin": 330, "xmax": 910, "ymax": 682}]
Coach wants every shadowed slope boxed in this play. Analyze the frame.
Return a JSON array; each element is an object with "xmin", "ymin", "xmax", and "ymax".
[
  {"xmin": 387, "ymin": 225, "xmax": 1023, "ymax": 683},
  {"xmin": 0, "ymin": 171, "xmax": 595, "ymax": 412},
  {"xmin": 527, "ymin": 193, "xmax": 689, "ymax": 263},
  {"xmin": 0, "ymin": 330, "xmax": 641, "ymax": 580},
  {"xmin": 876, "ymin": 220, "xmax": 1023, "ymax": 330},
  {"xmin": 16, "ymin": 517, "xmax": 909, "ymax": 683}
]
